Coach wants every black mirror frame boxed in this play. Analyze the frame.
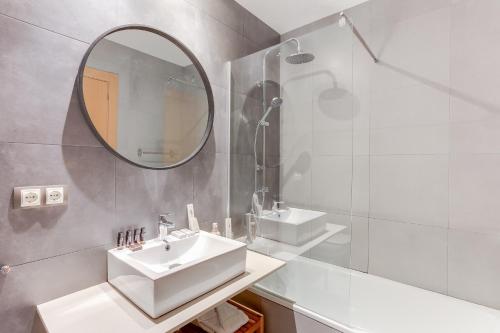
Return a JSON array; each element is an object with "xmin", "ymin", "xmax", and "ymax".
[{"xmin": 77, "ymin": 25, "xmax": 214, "ymax": 170}]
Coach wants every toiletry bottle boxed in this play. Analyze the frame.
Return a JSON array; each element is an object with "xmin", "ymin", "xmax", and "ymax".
[{"xmin": 211, "ymin": 222, "xmax": 221, "ymax": 236}]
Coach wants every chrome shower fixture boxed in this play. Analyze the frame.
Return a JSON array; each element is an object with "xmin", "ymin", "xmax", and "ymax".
[
  {"xmin": 258, "ymin": 97, "xmax": 283, "ymax": 125},
  {"xmin": 339, "ymin": 12, "xmax": 378, "ymax": 63},
  {"xmin": 285, "ymin": 51, "xmax": 315, "ymax": 65}
]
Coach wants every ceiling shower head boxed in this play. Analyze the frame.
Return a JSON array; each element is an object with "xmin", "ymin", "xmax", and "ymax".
[{"xmin": 285, "ymin": 51, "xmax": 315, "ymax": 64}]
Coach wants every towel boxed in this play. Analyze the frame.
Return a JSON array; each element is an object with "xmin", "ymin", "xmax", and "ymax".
[
  {"xmin": 196, "ymin": 302, "xmax": 249, "ymax": 333},
  {"xmin": 216, "ymin": 302, "xmax": 249, "ymax": 332}
]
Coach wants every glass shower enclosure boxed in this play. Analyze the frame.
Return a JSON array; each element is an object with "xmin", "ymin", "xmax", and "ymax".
[{"xmin": 229, "ymin": 19, "xmax": 356, "ymax": 325}]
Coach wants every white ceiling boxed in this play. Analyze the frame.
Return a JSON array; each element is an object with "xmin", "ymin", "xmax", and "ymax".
[
  {"xmin": 235, "ymin": 0, "xmax": 369, "ymax": 34},
  {"xmin": 105, "ymin": 30, "xmax": 192, "ymax": 67}
]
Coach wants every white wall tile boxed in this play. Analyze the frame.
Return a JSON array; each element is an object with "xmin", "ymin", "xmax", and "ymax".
[
  {"xmin": 352, "ymin": 155, "xmax": 369, "ymax": 217},
  {"xmin": 351, "ymin": 216, "xmax": 369, "ymax": 272},
  {"xmin": 370, "ymin": 7, "xmax": 450, "ymax": 95},
  {"xmin": 450, "ymin": 154, "xmax": 500, "ymax": 233},
  {"xmin": 369, "ymin": 218, "xmax": 448, "ymax": 293},
  {"xmin": 370, "ymin": 155, "xmax": 448, "ymax": 227},
  {"xmin": 370, "ymin": 0, "xmax": 450, "ymax": 27},
  {"xmin": 370, "ymin": 84, "xmax": 450, "ymax": 129},
  {"xmin": 370, "ymin": 125, "xmax": 449, "ymax": 155},
  {"xmin": 448, "ymin": 230, "xmax": 500, "ymax": 309},
  {"xmin": 450, "ymin": 0, "xmax": 500, "ymax": 154},
  {"xmin": 311, "ymin": 155, "xmax": 352, "ymax": 214}
]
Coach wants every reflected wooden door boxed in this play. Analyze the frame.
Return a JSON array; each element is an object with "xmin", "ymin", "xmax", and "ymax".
[{"xmin": 83, "ymin": 67, "xmax": 118, "ymax": 149}]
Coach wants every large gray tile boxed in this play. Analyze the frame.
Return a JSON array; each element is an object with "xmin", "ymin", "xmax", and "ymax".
[
  {"xmin": 115, "ymin": 156, "xmax": 194, "ymax": 236},
  {"xmin": 0, "ymin": 14, "xmax": 99, "ymax": 146},
  {"xmin": 212, "ymin": 85, "xmax": 228, "ymax": 154},
  {"xmin": 184, "ymin": 0, "xmax": 246, "ymax": 34},
  {"xmin": 117, "ymin": 0, "xmax": 247, "ymax": 89},
  {"xmin": 230, "ymin": 49, "xmax": 266, "ymax": 96},
  {"xmin": 370, "ymin": 155, "xmax": 448, "ymax": 227},
  {"xmin": 229, "ymin": 153, "xmax": 254, "ymax": 237},
  {"xmin": 0, "ymin": 143, "xmax": 115, "ymax": 265},
  {"xmin": 448, "ymin": 229, "xmax": 500, "ymax": 309},
  {"xmin": 230, "ymin": 94, "xmax": 261, "ymax": 156},
  {"xmin": 243, "ymin": 11, "xmax": 280, "ymax": 50},
  {"xmin": 193, "ymin": 151, "xmax": 228, "ymax": 232},
  {"xmin": 0, "ymin": 0, "xmax": 121, "ymax": 43},
  {"xmin": 0, "ymin": 245, "xmax": 107, "ymax": 333},
  {"xmin": 449, "ymin": 154, "xmax": 500, "ymax": 234},
  {"xmin": 369, "ymin": 218, "xmax": 448, "ymax": 293}
]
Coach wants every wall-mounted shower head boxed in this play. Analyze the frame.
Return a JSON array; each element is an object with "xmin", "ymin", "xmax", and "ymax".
[
  {"xmin": 270, "ymin": 96, "xmax": 283, "ymax": 108},
  {"xmin": 258, "ymin": 97, "xmax": 283, "ymax": 125},
  {"xmin": 285, "ymin": 51, "xmax": 315, "ymax": 64}
]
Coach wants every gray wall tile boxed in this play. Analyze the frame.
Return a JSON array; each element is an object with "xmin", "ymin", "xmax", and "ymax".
[
  {"xmin": 0, "ymin": 143, "xmax": 115, "ymax": 265},
  {"xmin": 184, "ymin": 0, "xmax": 246, "ymax": 34},
  {"xmin": 0, "ymin": 246, "xmax": 107, "ymax": 333},
  {"xmin": 193, "ymin": 150, "xmax": 228, "ymax": 230},
  {"xmin": 243, "ymin": 11, "xmax": 280, "ymax": 49},
  {"xmin": 115, "ymin": 157, "xmax": 195, "ymax": 235},
  {"xmin": 0, "ymin": 14, "xmax": 97, "ymax": 146}
]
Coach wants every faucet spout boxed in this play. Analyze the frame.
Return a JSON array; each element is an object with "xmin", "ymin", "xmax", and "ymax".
[{"xmin": 158, "ymin": 213, "xmax": 176, "ymax": 250}]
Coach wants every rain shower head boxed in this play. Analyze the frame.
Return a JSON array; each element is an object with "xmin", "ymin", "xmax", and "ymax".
[{"xmin": 285, "ymin": 51, "xmax": 315, "ymax": 65}]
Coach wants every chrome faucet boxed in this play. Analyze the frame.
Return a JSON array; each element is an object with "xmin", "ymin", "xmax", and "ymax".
[
  {"xmin": 272, "ymin": 200, "xmax": 289, "ymax": 216},
  {"xmin": 158, "ymin": 214, "xmax": 176, "ymax": 250}
]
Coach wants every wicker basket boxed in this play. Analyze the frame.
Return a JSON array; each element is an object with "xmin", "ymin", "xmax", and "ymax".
[{"xmin": 176, "ymin": 299, "xmax": 264, "ymax": 333}]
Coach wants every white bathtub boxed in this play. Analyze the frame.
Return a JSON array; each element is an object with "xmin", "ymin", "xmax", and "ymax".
[{"xmin": 254, "ymin": 256, "xmax": 500, "ymax": 333}]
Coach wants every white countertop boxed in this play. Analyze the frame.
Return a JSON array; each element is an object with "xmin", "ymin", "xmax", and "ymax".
[{"xmin": 37, "ymin": 250, "xmax": 285, "ymax": 333}]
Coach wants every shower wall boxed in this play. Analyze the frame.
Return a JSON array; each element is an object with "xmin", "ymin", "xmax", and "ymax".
[
  {"xmin": 229, "ymin": 49, "xmax": 280, "ymax": 237},
  {"xmin": 279, "ymin": 25, "xmax": 354, "ymax": 268},
  {"xmin": 284, "ymin": 0, "xmax": 500, "ymax": 310}
]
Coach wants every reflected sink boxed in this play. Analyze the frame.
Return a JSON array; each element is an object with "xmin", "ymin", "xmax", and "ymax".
[
  {"xmin": 108, "ymin": 231, "xmax": 246, "ymax": 318},
  {"xmin": 259, "ymin": 208, "xmax": 327, "ymax": 245}
]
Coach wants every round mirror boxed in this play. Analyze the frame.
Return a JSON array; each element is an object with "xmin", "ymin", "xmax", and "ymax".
[{"xmin": 78, "ymin": 26, "xmax": 214, "ymax": 169}]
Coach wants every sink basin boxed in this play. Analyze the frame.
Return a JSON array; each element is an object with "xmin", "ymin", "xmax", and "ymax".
[
  {"xmin": 108, "ymin": 231, "xmax": 246, "ymax": 318},
  {"xmin": 259, "ymin": 208, "xmax": 327, "ymax": 245}
]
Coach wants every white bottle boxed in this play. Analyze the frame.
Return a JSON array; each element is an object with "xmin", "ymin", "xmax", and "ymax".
[
  {"xmin": 211, "ymin": 222, "xmax": 221, "ymax": 236},
  {"xmin": 224, "ymin": 218, "xmax": 233, "ymax": 239}
]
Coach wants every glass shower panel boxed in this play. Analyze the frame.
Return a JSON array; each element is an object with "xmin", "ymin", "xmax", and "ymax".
[{"xmin": 230, "ymin": 20, "xmax": 355, "ymax": 327}]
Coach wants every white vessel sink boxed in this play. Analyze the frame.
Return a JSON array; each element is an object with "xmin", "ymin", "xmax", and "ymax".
[
  {"xmin": 108, "ymin": 231, "xmax": 246, "ymax": 318},
  {"xmin": 259, "ymin": 207, "xmax": 327, "ymax": 245}
]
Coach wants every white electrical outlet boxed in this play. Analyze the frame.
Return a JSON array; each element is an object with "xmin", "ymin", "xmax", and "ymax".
[
  {"xmin": 20, "ymin": 188, "xmax": 41, "ymax": 208},
  {"xmin": 46, "ymin": 187, "xmax": 64, "ymax": 205}
]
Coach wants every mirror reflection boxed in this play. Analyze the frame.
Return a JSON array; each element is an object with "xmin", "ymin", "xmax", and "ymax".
[{"xmin": 80, "ymin": 28, "xmax": 212, "ymax": 169}]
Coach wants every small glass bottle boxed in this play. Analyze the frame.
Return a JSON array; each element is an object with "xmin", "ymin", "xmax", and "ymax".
[{"xmin": 211, "ymin": 222, "xmax": 221, "ymax": 236}]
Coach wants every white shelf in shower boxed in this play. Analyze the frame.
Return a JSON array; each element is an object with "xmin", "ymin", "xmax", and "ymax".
[{"xmin": 243, "ymin": 223, "xmax": 347, "ymax": 261}]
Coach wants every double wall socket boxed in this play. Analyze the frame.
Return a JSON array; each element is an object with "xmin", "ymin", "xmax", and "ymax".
[{"xmin": 13, "ymin": 185, "xmax": 68, "ymax": 209}]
